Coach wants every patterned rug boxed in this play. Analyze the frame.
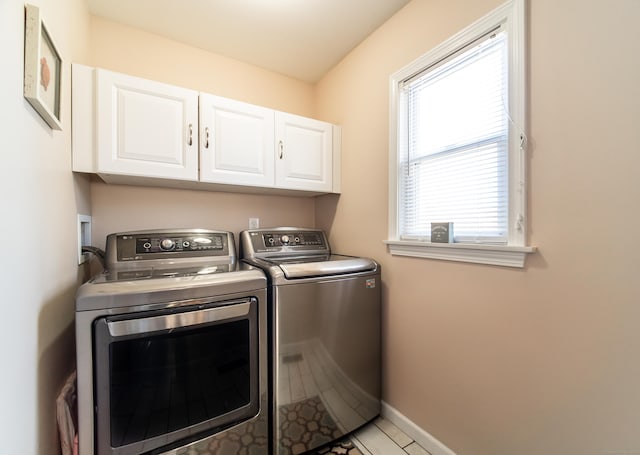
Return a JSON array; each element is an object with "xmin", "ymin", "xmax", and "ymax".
[
  {"xmin": 277, "ymin": 397, "xmax": 364, "ymax": 455},
  {"xmin": 172, "ymin": 411, "xmax": 268, "ymax": 454},
  {"xmin": 312, "ymin": 437, "xmax": 364, "ymax": 455},
  {"xmin": 278, "ymin": 396, "xmax": 343, "ymax": 454},
  {"xmin": 159, "ymin": 396, "xmax": 362, "ymax": 455}
]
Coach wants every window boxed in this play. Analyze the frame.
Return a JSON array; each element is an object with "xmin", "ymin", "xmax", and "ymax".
[{"xmin": 386, "ymin": 0, "xmax": 534, "ymax": 268}]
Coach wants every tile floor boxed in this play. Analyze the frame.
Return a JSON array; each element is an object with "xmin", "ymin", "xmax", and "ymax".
[{"xmin": 313, "ymin": 416, "xmax": 433, "ymax": 455}]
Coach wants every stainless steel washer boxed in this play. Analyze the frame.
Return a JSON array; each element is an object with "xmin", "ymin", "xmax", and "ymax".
[
  {"xmin": 240, "ymin": 227, "xmax": 381, "ymax": 455},
  {"xmin": 75, "ymin": 229, "xmax": 268, "ymax": 455}
]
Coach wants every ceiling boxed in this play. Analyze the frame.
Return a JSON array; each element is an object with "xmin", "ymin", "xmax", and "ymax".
[{"xmin": 86, "ymin": 0, "xmax": 412, "ymax": 83}]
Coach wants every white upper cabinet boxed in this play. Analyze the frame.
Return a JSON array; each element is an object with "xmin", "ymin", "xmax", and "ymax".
[
  {"xmin": 95, "ymin": 69, "xmax": 199, "ymax": 180},
  {"xmin": 199, "ymin": 94, "xmax": 275, "ymax": 187},
  {"xmin": 275, "ymin": 112, "xmax": 333, "ymax": 193},
  {"xmin": 72, "ymin": 64, "xmax": 340, "ymax": 195}
]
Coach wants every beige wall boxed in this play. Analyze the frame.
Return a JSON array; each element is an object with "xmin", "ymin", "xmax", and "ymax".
[
  {"xmin": 87, "ymin": 16, "xmax": 315, "ymax": 117},
  {"xmin": 0, "ymin": 0, "xmax": 91, "ymax": 453},
  {"xmin": 84, "ymin": 17, "xmax": 318, "ymax": 246},
  {"xmin": 316, "ymin": 0, "xmax": 640, "ymax": 454},
  {"xmin": 89, "ymin": 182, "xmax": 315, "ymax": 249}
]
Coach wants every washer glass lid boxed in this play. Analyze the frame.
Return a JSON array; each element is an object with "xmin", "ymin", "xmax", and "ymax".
[{"xmin": 263, "ymin": 254, "xmax": 330, "ymax": 265}]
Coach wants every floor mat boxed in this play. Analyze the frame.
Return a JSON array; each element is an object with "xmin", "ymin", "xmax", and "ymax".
[
  {"xmin": 177, "ymin": 413, "xmax": 268, "ymax": 455},
  {"xmin": 312, "ymin": 437, "xmax": 364, "ymax": 455},
  {"xmin": 278, "ymin": 396, "xmax": 344, "ymax": 455},
  {"xmin": 159, "ymin": 396, "xmax": 362, "ymax": 454}
]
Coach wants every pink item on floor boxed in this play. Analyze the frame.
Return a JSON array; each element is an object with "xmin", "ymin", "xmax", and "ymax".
[{"xmin": 56, "ymin": 370, "xmax": 78, "ymax": 455}]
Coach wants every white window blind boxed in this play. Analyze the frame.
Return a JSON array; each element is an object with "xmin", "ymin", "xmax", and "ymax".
[{"xmin": 399, "ymin": 29, "xmax": 509, "ymax": 243}]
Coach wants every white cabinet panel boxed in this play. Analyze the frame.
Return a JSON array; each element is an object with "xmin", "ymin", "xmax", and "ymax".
[
  {"xmin": 199, "ymin": 94, "xmax": 275, "ymax": 186},
  {"xmin": 72, "ymin": 64, "xmax": 339, "ymax": 196},
  {"xmin": 96, "ymin": 69, "xmax": 199, "ymax": 180},
  {"xmin": 275, "ymin": 112, "xmax": 332, "ymax": 193}
]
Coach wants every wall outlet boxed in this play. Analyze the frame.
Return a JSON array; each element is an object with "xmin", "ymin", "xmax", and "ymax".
[
  {"xmin": 78, "ymin": 214, "xmax": 92, "ymax": 265},
  {"xmin": 249, "ymin": 218, "xmax": 260, "ymax": 229}
]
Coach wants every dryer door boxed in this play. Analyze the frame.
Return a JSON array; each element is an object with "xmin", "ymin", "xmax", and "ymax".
[{"xmin": 92, "ymin": 298, "xmax": 260, "ymax": 455}]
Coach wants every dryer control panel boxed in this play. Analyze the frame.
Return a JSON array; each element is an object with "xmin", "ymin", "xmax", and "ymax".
[
  {"xmin": 105, "ymin": 229, "xmax": 234, "ymax": 267},
  {"xmin": 132, "ymin": 233, "xmax": 225, "ymax": 255}
]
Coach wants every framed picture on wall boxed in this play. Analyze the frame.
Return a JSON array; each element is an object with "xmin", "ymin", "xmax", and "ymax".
[{"xmin": 24, "ymin": 3, "xmax": 62, "ymax": 130}]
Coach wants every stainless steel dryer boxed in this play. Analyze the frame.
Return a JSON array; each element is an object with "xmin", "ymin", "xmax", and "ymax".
[
  {"xmin": 75, "ymin": 229, "xmax": 268, "ymax": 455},
  {"xmin": 240, "ymin": 227, "xmax": 381, "ymax": 455}
]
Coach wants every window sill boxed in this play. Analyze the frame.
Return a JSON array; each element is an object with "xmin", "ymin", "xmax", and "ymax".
[{"xmin": 384, "ymin": 240, "xmax": 536, "ymax": 268}]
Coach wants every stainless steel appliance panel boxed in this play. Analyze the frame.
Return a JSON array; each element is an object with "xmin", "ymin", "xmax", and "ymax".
[
  {"xmin": 75, "ymin": 229, "xmax": 269, "ymax": 455},
  {"xmin": 77, "ymin": 288, "xmax": 269, "ymax": 455},
  {"xmin": 239, "ymin": 227, "xmax": 382, "ymax": 455},
  {"xmin": 274, "ymin": 271, "xmax": 381, "ymax": 454}
]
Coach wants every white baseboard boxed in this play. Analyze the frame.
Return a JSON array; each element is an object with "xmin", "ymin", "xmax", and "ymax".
[{"xmin": 381, "ymin": 401, "xmax": 457, "ymax": 455}]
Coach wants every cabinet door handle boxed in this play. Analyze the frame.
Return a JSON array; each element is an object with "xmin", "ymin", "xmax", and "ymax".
[
  {"xmin": 187, "ymin": 123, "xmax": 193, "ymax": 146},
  {"xmin": 278, "ymin": 140, "xmax": 284, "ymax": 159},
  {"xmin": 204, "ymin": 127, "xmax": 210, "ymax": 149}
]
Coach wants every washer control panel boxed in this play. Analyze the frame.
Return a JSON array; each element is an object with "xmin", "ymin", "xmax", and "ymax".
[
  {"xmin": 262, "ymin": 231, "xmax": 324, "ymax": 248},
  {"xmin": 242, "ymin": 229, "xmax": 329, "ymax": 256}
]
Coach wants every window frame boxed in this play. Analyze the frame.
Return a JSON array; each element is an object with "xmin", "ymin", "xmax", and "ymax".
[{"xmin": 386, "ymin": 0, "xmax": 535, "ymax": 268}]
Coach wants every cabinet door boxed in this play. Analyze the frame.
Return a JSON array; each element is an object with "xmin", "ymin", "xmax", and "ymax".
[
  {"xmin": 199, "ymin": 94, "xmax": 275, "ymax": 187},
  {"xmin": 275, "ymin": 112, "xmax": 332, "ymax": 192},
  {"xmin": 96, "ymin": 69, "xmax": 199, "ymax": 180}
]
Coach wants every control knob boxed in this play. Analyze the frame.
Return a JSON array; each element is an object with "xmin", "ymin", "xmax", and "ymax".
[
  {"xmin": 160, "ymin": 238, "xmax": 175, "ymax": 251},
  {"xmin": 280, "ymin": 235, "xmax": 290, "ymax": 245}
]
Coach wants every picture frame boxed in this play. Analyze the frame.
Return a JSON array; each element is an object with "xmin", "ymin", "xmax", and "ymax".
[{"xmin": 24, "ymin": 4, "xmax": 62, "ymax": 130}]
